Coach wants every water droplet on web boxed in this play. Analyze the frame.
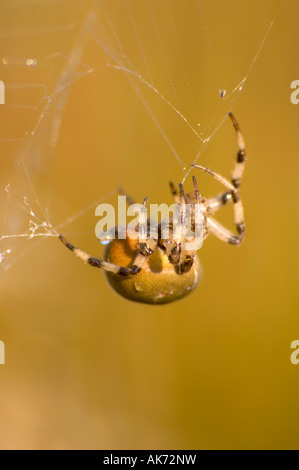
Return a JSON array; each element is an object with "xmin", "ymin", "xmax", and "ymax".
[
  {"xmin": 97, "ymin": 228, "xmax": 115, "ymax": 245},
  {"xmin": 98, "ymin": 232, "xmax": 113, "ymax": 245},
  {"xmin": 99, "ymin": 239, "xmax": 111, "ymax": 246},
  {"xmin": 26, "ymin": 58, "xmax": 38, "ymax": 67}
]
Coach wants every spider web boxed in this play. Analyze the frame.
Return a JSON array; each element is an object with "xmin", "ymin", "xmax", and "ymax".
[{"xmin": 0, "ymin": 0, "xmax": 282, "ymax": 276}]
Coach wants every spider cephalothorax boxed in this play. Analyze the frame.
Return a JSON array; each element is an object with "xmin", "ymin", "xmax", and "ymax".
[{"xmin": 59, "ymin": 112, "xmax": 246, "ymax": 305}]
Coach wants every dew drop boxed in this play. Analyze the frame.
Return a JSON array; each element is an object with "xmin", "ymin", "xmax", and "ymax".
[
  {"xmin": 97, "ymin": 229, "xmax": 115, "ymax": 245},
  {"xmin": 99, "ymin": 239, "xmax": 111, "ymax": 246},
  {"xmin": 26, "ymin": 58, "xmax": 38, "ymax": 67}
]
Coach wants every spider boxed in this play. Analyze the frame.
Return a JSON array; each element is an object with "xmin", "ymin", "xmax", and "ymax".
[{"xmin": 59, "ymin": 112, "xmax": 246, "ymax": 305}]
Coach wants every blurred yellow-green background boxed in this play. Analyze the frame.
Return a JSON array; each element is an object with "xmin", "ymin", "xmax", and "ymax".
[{"xmin": 0, "ymin": 0, "xmax": 298, "ymax": 449}]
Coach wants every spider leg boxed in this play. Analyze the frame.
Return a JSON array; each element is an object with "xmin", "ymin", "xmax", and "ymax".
[
  {"xmin": 192, "ymin": 113, "xmax": 246, "ymax": 244},
  {"xmin": 171, "ymin": 181, "xmax": 200, "ymax": 274},
  {"xmin": 178, "ymin": 183, "xmax": 186, "ymax": 226},
  {"xmin": 59, "ymin": 194, "xmax": 158, "ymax": 276},
  {"xmin": 201, "ymin": 113, "xmax": 246, "ymax": 214},
  {"xmin": 206, "ymin": 215, "xmax": 243, "ymax": 246},
  {"xmin": 228, "ymin": 112, "xmax": 246, "ymax": 189},
  {"xmin": 123, "ymin": 196, "xmax": 159, "ymax": 272},
  {"xmin": 137, "ymin": 197, "xmax": 157, "ymax": 256},
  {"xmin": 117, "ymin": 190, "xmax": 158, "ymax": 259},
  {"xmin": 59, "ymin": 233, "xmax": 155, "ymax": 276},
  {"xmin": 191, "ymin": 164, "xmax": 236, "ymax": 191},
  {"xmin": 205, "ymin": 191, "xmax": 232, "ymax": 213},
  {"xmin": 117, "ymin": 189, "xmax": 157, "ymax": 254},
  {"xmin": 192, "ymin": 166, "xmax": 245, "ymax": 243},
  {"xmin": 169, "ymin": 181, "xmax": 180, "ymax": 204},
  {"xmin": 169, "ymin": 181, "xmax": 177, "ymax": 196},
  {"xmin": 192, "ymin": 176, "xmax": 200, "ymax": 204}
]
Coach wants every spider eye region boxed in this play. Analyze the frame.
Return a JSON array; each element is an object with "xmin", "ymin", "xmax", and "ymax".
[{"xmin": 103, "ymin": 234, "xmax": 201, "ymax": 305}]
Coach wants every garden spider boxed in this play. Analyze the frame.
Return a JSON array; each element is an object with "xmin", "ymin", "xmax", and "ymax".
[{"xmin": 59, "ymin": 112, "xmax": 246, "ymax": 305}]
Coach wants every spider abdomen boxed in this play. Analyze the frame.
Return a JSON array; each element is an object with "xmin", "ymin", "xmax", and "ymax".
[{"xmin": 104, "ymin": 235, "xmax": 201, "ymax": 305}]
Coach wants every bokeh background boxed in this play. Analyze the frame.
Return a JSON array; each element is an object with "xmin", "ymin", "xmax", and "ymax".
[{"xmin": 0, "ymin": 0, "xmax": 298, "ymax": 450}]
